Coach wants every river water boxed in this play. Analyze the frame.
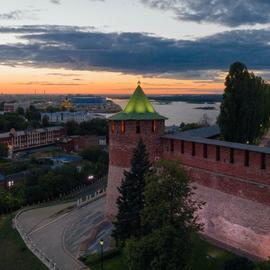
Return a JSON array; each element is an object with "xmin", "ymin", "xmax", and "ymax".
[{"xmin": 110, "ymin": 99, "xmax": 221, "ymax": 126}]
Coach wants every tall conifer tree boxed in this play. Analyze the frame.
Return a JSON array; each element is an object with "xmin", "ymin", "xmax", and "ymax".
[{"xmin": 113, "ymin": 138, "xmax": 150, "ymax": 244}]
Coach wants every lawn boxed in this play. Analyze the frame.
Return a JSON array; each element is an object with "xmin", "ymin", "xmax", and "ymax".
[
  {"xmin": 90, "ymin": 254, "xmax": 127, "ymax": 270},
  {"xmin": 83, "ymin": 236, "xmax": 238, "ymax": 270},
  {"xmin": 0, "ymin": 215, "xmax": 47, "ymax": 270}
]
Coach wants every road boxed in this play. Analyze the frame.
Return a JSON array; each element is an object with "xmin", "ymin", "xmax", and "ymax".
[{"xmin": 17, "ymin": 197, "xmax": 107, "ymax": 270}]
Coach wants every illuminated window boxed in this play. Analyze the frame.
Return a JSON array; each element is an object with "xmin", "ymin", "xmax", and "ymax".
[
  {"xmin": 121, "ymin": 121, "xmax": 126, "ymax": 134},
  {"xmin": 136, "ymin": 121, "xmax": 141, "ymax": 134},
  {"xmin": 152, "ymin": 120, "xmax": 157, "ymax": 133},
  {"xmin": 111, "ymin": 121, "xmax": 115, "ymax": 133}
]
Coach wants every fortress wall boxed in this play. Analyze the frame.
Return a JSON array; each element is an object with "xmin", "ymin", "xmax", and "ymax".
[
  {"xmin": 162, "ymin": 138, "xmax": 270, "ymax": 193},
  {"xmin": 161, "ymin": 138, "xmax": 270, "ymax": 259},
  {"xmin": 193, "ymin": 183, "xmax": 270, "ymax": 259},
  {"xmin": 106, "ymin": 120, "xmax": 270, "ymax": 258},
  {"xmin": 106, "ymin": 165, "xmax": 129, "ymax": 219}
]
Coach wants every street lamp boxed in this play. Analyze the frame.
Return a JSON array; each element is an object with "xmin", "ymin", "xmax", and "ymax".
[
  {"xmin": 88, "ymin": 175, "xmax": 94, "ymax": 183},
  {"xmin": 99, "ymin": 239, "xmax": 104, "ymax": 270}
]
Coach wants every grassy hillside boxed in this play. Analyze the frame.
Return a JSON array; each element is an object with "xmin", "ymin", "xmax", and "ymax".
[{"xmin": 0, "ymin": 215, "xmax": 47, "ymax": 270}]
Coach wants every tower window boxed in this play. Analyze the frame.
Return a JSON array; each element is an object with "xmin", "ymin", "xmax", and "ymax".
[
  {"xmin": 216, "ymin": 146, "xmax": 220, "ymax": 161},
  {"xmin": 261, "ymin": 153, "xmax": 266, "ymax": 170},
  {"xmin": 244, "ymin": 150, "xmax": 249, "ymax": 167},
  {"xmin": 121, "ymin": 120, "xmax": 126, "ymax": 134},
  {"xmin": 152, "ymin": 120, "xmax": 157, "ymax": 133},
  {"xmin": 111, "ymin": 121, "xmax": 115, "ymax": 133},
  {"xmin": 203, "ymin": 144, "xmax": 208, "ymax": 159},
  {"xmin": 230, "ymin": 148, "xmax": 234, "ymax": 164},
  {"xmin": 136, "ymin": 121, "xmax": 141, "ymax": 134},
  {"xmin": 181, "ymin": 140, "xmax": 185, "ymax": 154},
  {"xmin": 192, "ymin": 142, "xmax": 196, "ymax": 156}
]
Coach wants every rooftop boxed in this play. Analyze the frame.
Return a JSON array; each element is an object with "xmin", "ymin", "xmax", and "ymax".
[
  {"xmin": 0, "ymin": 126, "xmax": 63, "ymax": 139},
  {"xmin": 109, "ymin": 83, "xmax": 166, "ymax": 121},
  {"xmin": 163, "ymin": 125, "xmax": 270, "ymax": 155},
  {"xmin": 176, "ymin": 125, "xmax": 220, "ymax": 138}
]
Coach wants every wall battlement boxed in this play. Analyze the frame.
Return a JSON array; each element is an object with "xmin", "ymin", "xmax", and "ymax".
[{"xmin": 161, "ymin": 137, "xmax": 270, "ymax": 206}]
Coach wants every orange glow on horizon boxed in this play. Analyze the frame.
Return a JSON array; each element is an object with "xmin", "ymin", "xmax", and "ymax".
[{"xmin": 0, "ymin": 65, "xmax": 224, "ymax": 95}]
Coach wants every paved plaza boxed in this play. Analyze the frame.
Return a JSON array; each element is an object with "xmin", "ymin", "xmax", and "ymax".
[{"xmin": 17, "ymin": 197, "xmax": 108, "ymax": 270}]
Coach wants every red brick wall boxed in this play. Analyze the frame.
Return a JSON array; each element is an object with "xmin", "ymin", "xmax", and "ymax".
[
  {"xmin": 161, "ymin": 138, "xmax": 270, "ymax": 206},
  {"xmin": 109, "ymin": 120, "xmax": 165, "ymax": 167}
]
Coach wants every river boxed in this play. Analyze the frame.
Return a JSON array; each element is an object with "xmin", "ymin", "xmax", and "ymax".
[{"xmin": 110, "ymin": 99, "xmax": 221, "ymax": 126}]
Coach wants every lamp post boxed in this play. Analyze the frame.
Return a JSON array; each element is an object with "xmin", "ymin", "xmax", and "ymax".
[{"xmin": 99, "ymin": 239, "xmax": 104, "ymax": 270}]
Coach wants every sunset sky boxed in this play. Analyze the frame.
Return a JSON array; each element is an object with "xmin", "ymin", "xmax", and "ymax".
[{"xmin": 0, "ymin": 0, "xmax": 270, "ymax": 94}]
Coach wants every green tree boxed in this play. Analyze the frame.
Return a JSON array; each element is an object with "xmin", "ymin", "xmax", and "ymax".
[
  {"xmin": 0, "ymin": 113, "xmax": 28, "ymax": 132},
  {"xmin": 25, "ymin": 105, "xmax": 41, "ymax": 122},
  {"xmin": 16, "ymin": 107, "xmax": 25, "ymax": 116},
  {"xmin": 125, "ymin": 160, "xmax": 203, "ymax": 270},
  {"xmin": 42, "ymin": 115, "xmax": 50, "ymax": 127},
  {"xmin": 218, "ymin": 62, "xmax": 270, "ymax": 144},
  {"xmin": 0, "ymin": 143, "xmax": 8, "ymax": 158},
  {"xmin": 224, "ymin": 257, "xmax": 254, "ymax": 270},
  {"xmin": 255, "ymin": 260, "xmax": 270, "ymax": 270},
  {"xmin": 113, "ymin": 139, "xmax": 151, "ymax": 244},
  {"xmin": 65, "ymin": 120, "xmax": 80, "ymax": 135},
  {"xmin": 80, "ymin": 147, "xmax": 109, "ymax": 178}
]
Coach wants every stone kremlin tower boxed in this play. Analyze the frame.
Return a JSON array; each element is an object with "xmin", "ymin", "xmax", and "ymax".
[{"xmin": 106, "ymin": 82, "xmax": 166, "ymax": 218}]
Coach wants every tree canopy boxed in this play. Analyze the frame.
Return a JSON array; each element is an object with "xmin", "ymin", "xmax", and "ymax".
[
  {"xmin": 218, "ymin": 62, "xmax": 270, "ymax": 144},
  {"xmin": 65, "ymin": 119, "xmax": 108, "ymax": 136},
  {"xmin": 125, "ymin": 160, "xmax": 203, "ymax": 270}
]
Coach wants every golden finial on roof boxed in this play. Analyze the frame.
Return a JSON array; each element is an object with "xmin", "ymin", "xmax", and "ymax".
[{"xmin": 137, "ymin": 80, "xmax": 141, "ymax": 86}]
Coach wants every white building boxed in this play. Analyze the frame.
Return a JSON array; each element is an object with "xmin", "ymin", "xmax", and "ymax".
[{"xmin": 41, "ymin": 111, "xmax": 104, "ymax": 124}]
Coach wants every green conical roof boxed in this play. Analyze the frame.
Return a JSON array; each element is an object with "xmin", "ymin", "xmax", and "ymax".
[{"xmin": 109, "ymin": 84, "xmax": 166, "ymax": 121}]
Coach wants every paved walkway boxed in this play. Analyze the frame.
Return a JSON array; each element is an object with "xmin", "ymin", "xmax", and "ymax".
[{"xmin": 17, "ymin": 197, "xmax": 107, "ymax": 270}]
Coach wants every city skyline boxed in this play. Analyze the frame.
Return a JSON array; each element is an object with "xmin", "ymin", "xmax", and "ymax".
[{"xmin": 0, "ymin": 0, "xmax": 270, "ymax": 94}]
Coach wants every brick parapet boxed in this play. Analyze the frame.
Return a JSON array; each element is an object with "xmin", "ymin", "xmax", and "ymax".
[{"xmin": 161, "ymin": 138, "xmax": 270, "ymax": 186}]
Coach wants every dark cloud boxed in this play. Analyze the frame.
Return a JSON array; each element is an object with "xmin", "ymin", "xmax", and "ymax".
[
  {"xmin": 0, "ymin": 10, "xmax": 25, "ymax": 20},
  {"xmin": 18, "ymin": 81, "xmax": 86, "ymax": 86},
  {"xmin": 0, "ymin": 25, "xmax": 94, "ymax": 34},
  {"xmin": 50, "ymin": 0, "xmax": 61, "ymax": 4},
  {"xmin": 0, "ymin": 9, "xmax": 40, "ymax": 21},
  {"xmin": 0, "ymin": 26, "xmax": 269, "ymax": 78},
  {"xmin": 47, "ymin": 72, "xmax": 83, "ymax": 77},
  {"xmin": 141, "ymin": 0, "xmax": 270, "ymax": 26}
]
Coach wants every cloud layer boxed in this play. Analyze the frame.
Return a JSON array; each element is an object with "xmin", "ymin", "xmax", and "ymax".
[
  {"xmin": 141, "ymin": 0, "xmax": 270, "ymax": 26},
  {"xmin": 0, "ymin": 25, "xmax": 269, "ymax": 78}
]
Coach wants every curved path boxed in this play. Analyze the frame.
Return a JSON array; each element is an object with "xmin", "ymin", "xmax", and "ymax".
[{"xmin": 17, "ymin": 197, "xmax": 106, "ymax": 270}]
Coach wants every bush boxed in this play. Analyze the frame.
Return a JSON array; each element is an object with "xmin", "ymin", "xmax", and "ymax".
[
  {"xmin": 83, "ymin": 248, "xmax": 121, "ymax": 266},
  {"xmin": 224, "ymin": 257, "xmax": 254, "ymax": 270}
]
